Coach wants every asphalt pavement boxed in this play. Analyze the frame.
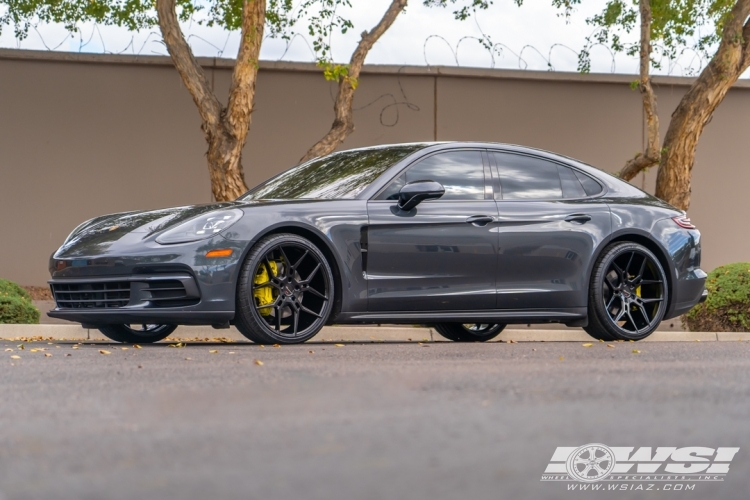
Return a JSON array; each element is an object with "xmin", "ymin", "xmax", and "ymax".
[{"xmin": 2, "ymin": 340, "xmax": 749, "ymax": 500}]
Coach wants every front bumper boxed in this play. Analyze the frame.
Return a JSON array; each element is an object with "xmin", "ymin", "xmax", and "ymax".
[{"xmin": 48, "ymin": 235, "xmax": 249, "ymax": 326}]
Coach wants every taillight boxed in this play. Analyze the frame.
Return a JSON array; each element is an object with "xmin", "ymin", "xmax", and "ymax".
[{"xmin": 672, "ymin": 215, "xmax": 696, "ymax": 229}]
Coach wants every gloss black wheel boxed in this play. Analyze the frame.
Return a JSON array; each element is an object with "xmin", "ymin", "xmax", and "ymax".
[
  {"xmin": 235, "ymin": 233, "xmax": 334, "ymax": 344},
  {"xmin": 434, "ymin": 323, "xmax": 506, "ymax": 342},
  {"xmin": 98, "ymin": 324, "xmax": 177, "ymax": 343},
  {"xmin": 585, "ymin": 242, "xmax": 668, "ymax": 341}
]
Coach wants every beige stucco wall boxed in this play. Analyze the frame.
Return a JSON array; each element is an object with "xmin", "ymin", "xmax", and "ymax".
[{"xmin": 0, "ymin": 49, "xmax": 747, "ymax": 285}]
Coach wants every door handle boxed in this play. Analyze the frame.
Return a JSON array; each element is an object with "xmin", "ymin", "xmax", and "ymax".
[
  {"xmin": 466, "ymin": 215, "xmax": 494, "ymax": 227},
  {"xmin": 564, "ymin": 214, "xmax": 592, "ymax": 224}
]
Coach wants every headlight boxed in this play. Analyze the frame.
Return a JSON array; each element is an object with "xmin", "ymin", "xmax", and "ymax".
[{"xmin": 155, "ymin": 209, "xmax": 244, "ymax": 244}]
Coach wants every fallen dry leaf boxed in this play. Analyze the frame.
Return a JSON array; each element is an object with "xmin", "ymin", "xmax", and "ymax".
[
  {"xmin": 582, "ymin": 343, "xmax": 593, "ymax": 347},
  {"xmin": 309, "ymin": 350, "xmax": 314, "ymax": 354},
  {"xmin": 29, "ymin": 349, "xmax": 38, "ymax": 352},
  {"xmin": 184, "ymin": 357, "xmax": 192, "ymax": 361},
  {"xmin": 169, "ymin": 342, "xmax": 186, "ymax": 348},
  {"xmin": 598, "ymin": 339, "xmax": 604, "ymax": 342},
  {"xmin": 632, "ymin": 349, "xmax": 641, "ymax": 354},
  {"xmin": 4, "ymin": 348, "xmax": 12, "ymax": 352},
  {"xmin": 66, "ymin": 354, "xmax": 71, "ymax": 357},
  {"xmin": 10, "ymin": 355, "xmax": 20, "ymax": 359},
  {"xmin": 606, "ymin": 344, "xmax": 615, "ymax": 348},
  {"xmin": 254, "ymin": 359, "xmax": 264, "ymax": 365},
  {"xmin": 335, "ymin": 344, "xmax": 345, "ymax": 347},
  {"xmin": 17, "ymin": 344, "xmax": 24, "ymax": 350},
  {"xmin": 121, "ymin": 347, "xmax": 129, "ymax": 350},
  {"xmin": 133, "ymin": 344, "xmax": 142, "ymax": 349},
  {"xmin": 258, "ymin": 345, "xmax": 265, "ymax": 348},
  {"xmin": 559, "ymin": 356, "xmax": 564, "ymax": 361},
  {"xmin": 99, "ymin": 350, "xmax": 111, "ymax": 355},
  {"xmin": 273, "ymin": 344, "xmax": 281, "ymax": 348},
  {"xmin": 44, "ymin": 353, "xmax": 52, "ymax": 357},
  {"xmin": 209, "ymin": 350, "xmax": 218, "ymax": 354},
  {"xmin": 72, "ymin": 346, "xmax": 79, "ymax": 350}
]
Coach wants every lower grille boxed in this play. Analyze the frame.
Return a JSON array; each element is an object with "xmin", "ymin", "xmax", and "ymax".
[
  {"xmin": 143, "ymin": 280, "xmax": 198, "ymax": 308},
  {"xmin": 51, "ymin": 275, "xmax": 200, "ymax": 310},
  {"xmin": 52, "ymin": 282, "xmax": 130, "ymax": 309}
]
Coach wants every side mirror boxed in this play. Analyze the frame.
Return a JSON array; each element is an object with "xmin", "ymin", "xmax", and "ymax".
[{"xmin": 397, "ymin": 180, "xmax": 445, "ymax": 211}]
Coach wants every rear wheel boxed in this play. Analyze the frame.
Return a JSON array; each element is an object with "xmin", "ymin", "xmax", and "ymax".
[
  {"xmin": 585, "ymin": 242, "xmax": 668, "ymax": 341},
  {"xmin": 98, "ymin": 324, "xmax": 177, "ymax": 343},
  {"xmin": 235, "ymin": 233, "xmax": 334, "ymax": 344},
  {"xmin": 434, "ymin": 323, "xmax": 506, "ymax": 342}
]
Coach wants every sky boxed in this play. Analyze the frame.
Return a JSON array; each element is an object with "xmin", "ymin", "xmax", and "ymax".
[{"xmin": 0, "ymin": 0, "xmax": 733, "ymax": 77}]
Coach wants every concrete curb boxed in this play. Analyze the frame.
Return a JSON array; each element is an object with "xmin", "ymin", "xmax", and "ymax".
[{"xmin": 0, "ymin": 324, "xmax": 746, "ymax": 343}]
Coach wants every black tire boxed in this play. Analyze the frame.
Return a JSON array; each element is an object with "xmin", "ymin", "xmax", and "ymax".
[
  {"xmin": 98, "ymin": 324, "xmax": 177, "ymax": 343},
  {"xmin": 584, "ymin": 241, "xmax": 668, "ymax": 341},
  {"xmin": 434, "ymin": 323, "xmax": 506, "ymax": 342},
  {"xmin": 235, "ymin": 233, "xmax": 335, "ymax": 344}
]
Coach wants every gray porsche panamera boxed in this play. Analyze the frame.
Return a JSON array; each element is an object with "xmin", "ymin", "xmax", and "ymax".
[{"xmin": 48, "ymin": 142, "xmax": 707, "ymax": 344}]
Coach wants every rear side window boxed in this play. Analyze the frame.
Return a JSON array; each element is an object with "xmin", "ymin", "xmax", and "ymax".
[
  {"xmin": 558, "ymin": 165, "xmax": 587, "ymax": 198},
  {"xmin": 377, "ymin": 150, "xmax": 486, "ymax": 201},
  {"xmin": 574, "ymin": 170, "xmax": 604, "ymax": 196},
  {"xmin": 494, "ymin": 153, "xmax": 562, "ymax": 200}
]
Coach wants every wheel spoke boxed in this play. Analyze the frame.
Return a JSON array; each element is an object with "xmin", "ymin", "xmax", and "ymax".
[
  {"xmin": 613, "ymin": 300, "xmax": 627, "ymax": 322},
  {"xmin": 302, "ymin": 263, "xmax": 321, "ymax": 284},
  {"xmin": 263, "ymin": 257, "xmax": 277, "ymax": 279},
  {"xmin": 292, "ymin": 306, "xmax": 299, "ymax": 336},
  {"xmin": 639, "ymin": 279, "xmax": 662, "ymax": 285},
  {"xmin": 303, "ymin": 286, "xmax": 328, "ymax": 300},
  {"xmin": 604, "ymin": 275, "xmax": 618, "ymax": 292},
  {"xmin": 636, "ymin": 303, "xmax": 651, "ymax": 326},
  {"xmin": 299, "ymin": 304, "xmax": 322, "ymax": 318},
  {"xmin": 605, "ymin": 293, "xmax": 617, "ymax": 310},
  {"xmin": 624, "ymin": 252, "xmax": 635, "ymax": 275},
  {"xmin": 626, "ymin": 308, "xmax": 640, "ymax": 332},
  {"xmin": 612, "ymin": 262, "xmax": 625, "ymax": 281},
  {"xmin": 640, "ymin": 297, "xmax": 663, "ymax": 303},
  {"xmin": 275, "ymin": 305, "xmax": 282, "ymax": 331},
  {"xmin": 278, "ymin": 246, "xmax": 291, "ymax": 274},
  {"xmin": 293, "ymin": 250, "xmax": 309, "ymax": 270},
  {"xmin": 636, "ymin": 256, "xmax": 648, "ymax": 283}
]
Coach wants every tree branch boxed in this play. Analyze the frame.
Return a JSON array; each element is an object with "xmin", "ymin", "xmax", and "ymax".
[
  {"xmin": 226, "ymin": 0, "xmax": 266, "ymax": 143},
  {"xmin": 300, "ymin": 0, "xmax": 408, "ymax": 163},
  {"xmin": 616, "ymin": 0, "xmax": 660, "ymax": 182},
  {"xmin": 156, "ymin": 0, "xmax": 222, "ymax": 133}
]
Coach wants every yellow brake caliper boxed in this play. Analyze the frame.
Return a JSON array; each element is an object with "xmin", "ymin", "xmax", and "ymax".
[{"xmin": 254, "ymin": 261, "xmax": 278, "ymax": 316}]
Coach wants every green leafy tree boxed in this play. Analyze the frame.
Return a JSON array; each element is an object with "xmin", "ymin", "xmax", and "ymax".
[{"xmin": 558, "ymin": 0, "xmax": 750, "ymax": 211}]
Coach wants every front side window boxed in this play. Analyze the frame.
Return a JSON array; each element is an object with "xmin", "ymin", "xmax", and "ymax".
[
  {"xmin": 240, "ymin": 145, "xmax": 424, "ymax": 200},
  {"xmin": 494, "ymin": 153, "xmax": 564, "ymax": 200},
  {"xmin": 377, "ymin": 150, "xmax": 486, "ymax": 201}
]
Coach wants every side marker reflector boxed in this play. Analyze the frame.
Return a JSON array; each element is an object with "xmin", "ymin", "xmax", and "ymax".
[{"xmin": 205, "ymin": 249, "xmax": 233, "ymax": 258}]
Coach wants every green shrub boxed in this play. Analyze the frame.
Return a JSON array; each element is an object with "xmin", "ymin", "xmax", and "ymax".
[
  {"xmin": 0, "ymin": 295, "xmax": 40, "ymax": 324},
  {"xmin": 685, "ymin": 263, "xmax": 750, "ymax": 332},
  {"xmin": 0, "ymin": 279, "xmax": 32, "ymax": 302}
]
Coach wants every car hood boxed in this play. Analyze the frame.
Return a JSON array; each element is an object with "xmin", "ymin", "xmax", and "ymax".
[{"xmin": 55, "ymin": 202, "xmax": 244, "ymax": 258}]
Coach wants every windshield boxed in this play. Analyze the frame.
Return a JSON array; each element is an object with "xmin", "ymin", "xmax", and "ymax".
[{"xmin": 239, "ymin": 145, "xmax": 425, "ymax": 200}]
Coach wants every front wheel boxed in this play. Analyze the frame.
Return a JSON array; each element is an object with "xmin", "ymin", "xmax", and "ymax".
[
  {"xmin": 585, "ymin": 242, "xmax": 668, "ymax": 341},
  {"xmin": 434, "ymin": 323, "xmax": 506, "ymax": 342},
  {"xmin": 98, "ymin": 324, "xmax": 177, "ymax": 343},
  {"xmin": 235, "ymin": 233, "xmax": 335, "ymax": 344}
]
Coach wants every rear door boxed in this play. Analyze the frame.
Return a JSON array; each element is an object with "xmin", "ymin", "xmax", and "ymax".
[
  {"xmin": 490, "ymin": 151, "xmax": 611, "ymax": 310},
  {"xmin": 366, "ymin": 150, "xmax": 499, "ymax": 311}
]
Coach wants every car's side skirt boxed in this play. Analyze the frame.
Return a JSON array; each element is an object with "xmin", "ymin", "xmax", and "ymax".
[{"xmin": 334, "ymin": 307, "xmax": 587, "ymax": 325}]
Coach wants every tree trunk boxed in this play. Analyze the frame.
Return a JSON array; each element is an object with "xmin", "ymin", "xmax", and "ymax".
[
  {"xmin": 157, "ymin": 0, "xmax": 266, "ymax": 201},
  {"xmin": 617, "ymin": 0, "xmax": 660, "ymax": 182},
  {"xmin": 655, "ymin": 0, "xmax": 750, "ymax": 210},
  {"xmin": 300, "ymin": 0, "xmax": 408, "ymax": 163}
]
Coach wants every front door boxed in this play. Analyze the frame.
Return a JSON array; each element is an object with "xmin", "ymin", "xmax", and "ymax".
[
  {"xmin": 366, "ymin": 150, "xmax": 499, "ymax": 311},
  {"xmin": 490, "ymin": 151, "xmax": 611, "ymax": 310}
]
